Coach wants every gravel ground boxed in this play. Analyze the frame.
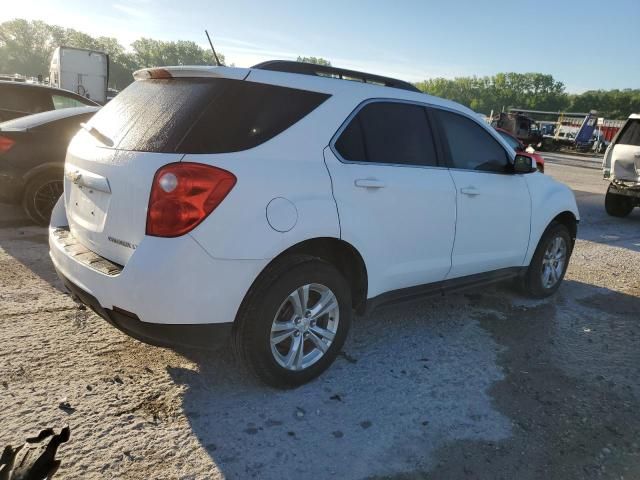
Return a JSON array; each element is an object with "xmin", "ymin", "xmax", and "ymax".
[{"xmin": 1, "ymin": 162, "xmax": 639, "ymax": 479}]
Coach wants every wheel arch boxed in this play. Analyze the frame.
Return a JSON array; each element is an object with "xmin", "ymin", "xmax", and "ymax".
[
  {"xmin": 22, "ymin": 161, "xmax": 64, "ymax": 185},
  {"xmin": 525, "ymin": 208, "xmax": 579, "ymax": 267},
  {"xmin": 246, "ymin": 237, "xmax": 369, "ymax": 316},
  {"xmin": 551, "ymin": 210, "xmax": 578, "ymax": 242}
]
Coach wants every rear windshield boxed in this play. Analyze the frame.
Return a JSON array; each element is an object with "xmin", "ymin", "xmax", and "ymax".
[
  {"xmin": 85, "ymin": 78, "xmax": 330, "ymax": 153},
  {"xmin": 617, "ymin": 119, "xmax": 640, "ymax": 146}
]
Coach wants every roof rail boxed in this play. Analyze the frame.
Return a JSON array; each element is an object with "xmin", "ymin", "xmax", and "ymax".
[{"xmin": 251, "ymin": 60, "xmax": 420, "ymax": 93}]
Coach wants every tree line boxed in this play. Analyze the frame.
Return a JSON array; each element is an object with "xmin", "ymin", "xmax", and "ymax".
[
  {"xmin": 0, "ymin": 19, "xmax": 224, "ymax": 89},
  {"xmin": 415, "ymin": 74, "xmax": 639, "ymax": 120},
  {"xmin": 1, "ymin": 19, "xmax": 637, "ymax": 118}
]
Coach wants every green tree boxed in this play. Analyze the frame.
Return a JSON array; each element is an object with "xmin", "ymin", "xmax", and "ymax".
[
  {"xmin": 0, "ymin": 19, "xmax": 225, "ymax": 91},
  {"xmin": 415, "ymin": 72, "xmax": 569, "ymax": 115},
  {"xmin": 296, "ymin": 56, "xmax": 331, "ymax": 66},
  {"xmin": 0, "ymin": 19, "xmax": 65, "ymax": 77},
  {"xmin": 415, "ymin": 73, "xmax": 639, "ymax": 119},
  {"xmin": 568, "ymin": 89, "xmax": 640, "ymax": 119},
  {"xmin": 131, "ymin": 38, "xmax": 224, "ymax": 69}
]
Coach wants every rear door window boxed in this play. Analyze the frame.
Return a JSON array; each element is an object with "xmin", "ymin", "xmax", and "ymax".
[
  {"xmin": 334, "ymin": 101, "xmax": 438, "ymax": 167},
  {"xmin": 617, "ymin": 119, "xmax": 640, "ymax": 146},
  {"xmin": 85, "ymin": 78, "xmax": 330, "ymax": 153},
  {"xmin": 435, "ymin": 109, "xmax": 510, "ymax": 173},
  {"xmin": 52, "ymin": 94, "xmax": 91, "ymax": 109}
]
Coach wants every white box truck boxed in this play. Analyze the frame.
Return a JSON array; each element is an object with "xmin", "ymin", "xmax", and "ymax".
[{"xmin": 49, "ymin": 47, "xmax": 108, "ymax": 104}]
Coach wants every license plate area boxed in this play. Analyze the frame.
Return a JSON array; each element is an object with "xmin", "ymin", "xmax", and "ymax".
[{"xmin": 67, "ymin": 183, "xmax": 110, "ymax": 231}]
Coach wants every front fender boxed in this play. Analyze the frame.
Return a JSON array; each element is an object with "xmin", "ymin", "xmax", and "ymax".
[{"xmin": 524, "ymin": 174, "xmax": 579, "ymax": 265}]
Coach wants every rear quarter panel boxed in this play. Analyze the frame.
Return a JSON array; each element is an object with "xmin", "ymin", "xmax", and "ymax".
[{"xmin": 186, "ymin": 95, "xmax": 355, "ymax": 260}]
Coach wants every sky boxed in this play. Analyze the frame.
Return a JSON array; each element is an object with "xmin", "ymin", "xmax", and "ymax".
[{"xmin": 1, "ymin": 0, "xmax": 639, "ymax": 92}]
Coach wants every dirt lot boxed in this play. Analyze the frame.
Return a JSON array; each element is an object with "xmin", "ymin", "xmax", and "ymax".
[{"xmin": 1, "ymin": 162, "xmax": 639, "ymax": 479}]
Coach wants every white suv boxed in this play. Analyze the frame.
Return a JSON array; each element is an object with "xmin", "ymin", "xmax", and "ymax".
[
  {"xmin": 603, "ymin": 113, "xmax": 640, "ymax": 217},
  {"xmin": 49, "ymin": 61, "xmax": 579, "ymax": 387}
]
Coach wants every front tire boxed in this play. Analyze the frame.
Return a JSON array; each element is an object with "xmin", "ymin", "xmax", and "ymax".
[
  {"xmin": 22, "ymin": 171, "xmax": 64, "ymax": 226},
  {"xmin": 605, "ymin": 185, "xmax": 634, "ymax": 217},
  {"xmin": 234, "ymin": 254, "xmax": 352, "ymax": 388},
  {"xmin": 522, "ymin": 222, "xmax": 572, "ymax": 298}
]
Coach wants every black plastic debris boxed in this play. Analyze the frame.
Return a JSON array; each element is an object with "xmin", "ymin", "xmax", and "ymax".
[{"xmin": 0, "ymin": 426, "xmax": 70, "ymax": 479}]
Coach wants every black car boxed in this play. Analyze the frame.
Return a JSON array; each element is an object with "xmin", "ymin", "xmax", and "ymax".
[
  {"xmin": 0, "ymin": 106, "xmax": 99, "ymax": 225},
  {"xmin": 0, "ymin": 81, "xmax": 98, "ymax": 123}
]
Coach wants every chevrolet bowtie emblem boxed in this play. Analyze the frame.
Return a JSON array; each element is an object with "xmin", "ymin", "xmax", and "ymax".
[{"xmin": 68, "ymin": 171, "xmax": 82, "ymax": 185}]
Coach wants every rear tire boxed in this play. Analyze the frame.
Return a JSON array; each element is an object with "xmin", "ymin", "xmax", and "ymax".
[
  {"xmin": 521, "ymin": 222, "xmax": 572, "ymax": 298},
  {"xmin": 22, "ymin": 171, "xmax": 64, "ymax": 226},
  {"xmin": 605, "ymin": 185, "xmax": 634, "ymax": 218},
  {"xmin": 234, "ymin": 254, "xmax": 352, "ymax": 388}
]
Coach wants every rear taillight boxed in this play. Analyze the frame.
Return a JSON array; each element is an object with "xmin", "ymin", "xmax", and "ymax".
[
  {"xmin": 0, "ymin": 135, "xmax": 15, "ymax": 153},
  {"xmin": 146, "ymin": 162, "xmax": 236, "ymax": 237}
]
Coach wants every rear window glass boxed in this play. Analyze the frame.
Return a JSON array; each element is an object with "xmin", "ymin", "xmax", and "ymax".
[
  {"xmin": 617, "ymin": 119, "xmax": 640, "ymax": 146},
  {"xmin": 85, "ymin": 78, "xmax": 330, "ymax": 153},
  {"xmin": 52, "ymin": 94, "xmax": 91, "ymax": 110}
]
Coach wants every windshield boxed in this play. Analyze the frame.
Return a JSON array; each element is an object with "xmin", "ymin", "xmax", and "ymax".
[{"xmin": 617, "ymin": 119, "xmax": 640, "ymax": 146}]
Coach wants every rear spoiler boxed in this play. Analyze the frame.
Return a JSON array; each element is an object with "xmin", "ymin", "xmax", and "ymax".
[{"xmin": 133, "ymin": 66, "xmax": 250, "ymax": 81}]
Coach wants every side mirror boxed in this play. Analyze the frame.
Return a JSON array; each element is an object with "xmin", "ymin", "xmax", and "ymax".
[{"xmin": 513, "ymin": 154, "xmax": 536, "ymax": 174}]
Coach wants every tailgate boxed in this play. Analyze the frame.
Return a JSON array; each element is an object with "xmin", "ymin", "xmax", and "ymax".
[
  {"xmin": 60, "ymin": 77, "xmax": 219, "ymax": 265},
  {"xmin": 64, "ymin": 132, "xmax": 182, "ymax": 265}
]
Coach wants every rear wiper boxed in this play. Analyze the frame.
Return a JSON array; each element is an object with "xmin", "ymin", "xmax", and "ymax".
[{"xmin": 80, "ymin": 123, "xmax": 114, "ymax": 147}]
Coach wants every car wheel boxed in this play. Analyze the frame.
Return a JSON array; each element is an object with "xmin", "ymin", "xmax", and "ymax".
[
  {"xmin": 22, "ymin": 172, "xmax": 64, "ymax": 226},
  {"xmin": 605, "ymin": 185, "xmax": 634, "ymax": 217},
  {"xmin": 234, "ymin": 254, "xmax": 352, "ymax": 388},
  {"xmin": 522, "ymin": 222, "xmax": 572, "ymax": 298}
]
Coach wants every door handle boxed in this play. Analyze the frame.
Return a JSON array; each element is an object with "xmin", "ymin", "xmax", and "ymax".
[
  {"xmin": 460, "ymin": 187, "xmax": 480, "ymax": 196},
  {"xmin": 355, "ymin": 179, "xmax": 385, "ymax": 189}
]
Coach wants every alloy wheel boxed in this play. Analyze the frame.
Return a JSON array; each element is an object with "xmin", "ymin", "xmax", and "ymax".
[
  {"xmin": 541, "ymin": 236, "xmax": 567, "ymax": 289},
  {"xmin": 270, "ymin": 283, "xmax": 340, "ymax": 371}
]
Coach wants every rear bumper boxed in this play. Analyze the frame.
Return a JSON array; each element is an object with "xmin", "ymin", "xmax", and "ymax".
[
  {"xmin": 609, "ymin": 182, "xmax": 640, "ymax": 199},
  {"xmin": 57, "ymin": 269, "xmax": 233, "ymax": 349},
  {"xmin": 49, "ymin": 197, "xmax": 268, "ymax": 330}
]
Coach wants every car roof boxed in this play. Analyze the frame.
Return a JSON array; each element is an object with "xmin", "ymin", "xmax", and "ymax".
[
  {"xmin": 629, "ymin": 113, "xmax": 640, "ymax": 120},
  {"xmin": 133, "ymin": 63, "xmax": 476, "ymax": 118},
  {"xmin": 0, "ymin": 106, "xmax": 100, "ymax": 130},
  {"xmin": 0, "ymin": 80, "xmax": 99, "ymax": 105},
  {"xmin": 252, "ymin": 60, "xmax": 420, "ymax": 92}
]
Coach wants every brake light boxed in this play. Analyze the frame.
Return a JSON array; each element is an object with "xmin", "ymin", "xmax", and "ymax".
[
  {"xmin": 133, "ymin": 68, "xmax": 173, "ymax": 81},
  {"xmin": 0, "ymin": 135, "xmax": 15, "ymax": 153},
  {"xmin": 146, "ymin": 163, "xmax": 236, "ymax": 237}
]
